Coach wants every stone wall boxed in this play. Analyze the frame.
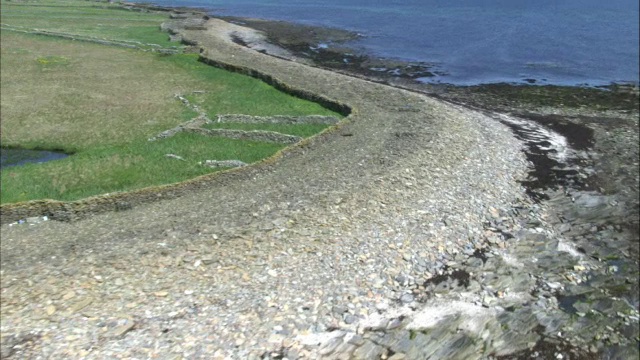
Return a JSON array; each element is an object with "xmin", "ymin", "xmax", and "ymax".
[
  {"xmin": 185, "ymin": 127, "xmax": 302, "ymax": 144},
  {"xmin": 217, "ymin": 114, "xmax": 339, "ymax": 125}
]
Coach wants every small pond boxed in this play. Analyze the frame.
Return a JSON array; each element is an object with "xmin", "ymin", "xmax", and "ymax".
[{"xmin": 0, "ymin": 148, "xmax": 69, "ymax": 169}]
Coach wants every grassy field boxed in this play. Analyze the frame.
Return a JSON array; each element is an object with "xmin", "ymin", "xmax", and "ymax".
[
  {"xmin": 1, "ymin": 0, "xmax": 176, "ymax": 47},
  {"xmin": 0, "ymin": 0, "xmax": 342, "ymax": 204}
]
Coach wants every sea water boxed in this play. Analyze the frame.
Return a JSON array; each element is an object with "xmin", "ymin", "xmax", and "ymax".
[{"xmin": 143, "ymin": 0, "xmax": 639, "ymax": 86}]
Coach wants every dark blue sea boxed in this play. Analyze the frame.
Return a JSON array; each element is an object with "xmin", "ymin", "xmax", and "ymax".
[{"xmin": 143, "ymin": 0, "xmax": 639, "ymax": 87}]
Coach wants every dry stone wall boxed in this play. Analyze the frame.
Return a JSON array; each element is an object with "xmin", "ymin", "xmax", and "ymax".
[
  {"xmin": 0, "ymin": 25, "xmax": 181, "ymax": 54},
  {"xmin": 184, "ymin": 127, "xmax": 302, "ymax": 144},
  {"xmin": 216, "ymin": 114, "xmax": 339, "ymax": 125}
]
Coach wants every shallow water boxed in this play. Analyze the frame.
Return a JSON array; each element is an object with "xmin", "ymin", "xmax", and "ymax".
[
  {"xmin": 142, "ymin": 0, "xmax": 639, "ymax": 86},
  {"xmin": 0, "ymin": 148, "xmax": 69, "ymax": 169}
]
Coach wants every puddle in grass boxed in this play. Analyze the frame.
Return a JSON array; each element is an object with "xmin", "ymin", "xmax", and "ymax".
[{"xmin": 0, "ymin": 148, "xmax": 69, "ymax": 169}]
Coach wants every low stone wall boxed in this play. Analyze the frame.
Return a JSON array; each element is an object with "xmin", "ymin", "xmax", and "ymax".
[
  {"xmin": 199, "ymin": 160, "xmax": 247, "ymax": 168},
  {"xmin": 197, "ymin": 56, "xmax": 352, "ymax": 117},
  {"xmin": 174, "ymin": 94, "xmax": 208, "ymax": 117},
  {"xmin": 148, "ymin": 94, "xmax": 332, "ymax": 144},
  {"xmin": 217, "ymin": 114, "xmax": 339, "ymax": 125},
  {"xmin": 148, "ymin": 115, "xmax": 209, "ymax": 141},
  {"xmin": 185, "ymin": 128, "xmax": 302, "ymax": 144},
  {"xmin": 0, "ymin": 164, "xmax": 253, "ymax": 224},
  {"xmin": 1, "ymin": 25, "xmax": 181, "ymax": 54}
]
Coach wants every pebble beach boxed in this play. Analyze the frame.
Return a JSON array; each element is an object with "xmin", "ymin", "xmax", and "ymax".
[{"xmin": 1, "ymin": 7, "xmax": 638, "ymax": 359}]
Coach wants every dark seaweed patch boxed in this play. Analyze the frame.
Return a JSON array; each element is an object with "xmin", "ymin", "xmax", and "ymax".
[{"xmin": 423, "ymin": 268, "xmax": 471, "ymax": 288}]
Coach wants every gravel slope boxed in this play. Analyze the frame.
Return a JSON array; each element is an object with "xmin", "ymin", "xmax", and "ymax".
[{"xmin": 2, "ymin": 15, "xmax": 630, "ymax": 359}]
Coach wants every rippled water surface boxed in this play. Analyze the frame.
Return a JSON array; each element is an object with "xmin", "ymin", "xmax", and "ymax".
[{"xmin": 142, "ymin": 0, "xmax": 639, "ymax": 86}]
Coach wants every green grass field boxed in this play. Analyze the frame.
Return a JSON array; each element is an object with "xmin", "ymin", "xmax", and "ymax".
[
  {"xmin": 0, "ymin": 0, "xmax": 342, "ymax": 204},
  {"xmin": 1, "ymin": 0, "xmax": 176, "ymax": 47}
]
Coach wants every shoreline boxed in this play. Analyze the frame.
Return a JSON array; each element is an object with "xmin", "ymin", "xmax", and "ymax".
[
  {"xmin": 108, "ymin": 3, "xmax": 640, "ymax": 356},
  {"xmin": 194, "ymin": 6, "xmax": 637, "ymax": 215},
  {"xmin": 1, "ymin": 3, "xmax": 638, "ymax": 359},
  {"xmin": 124, "ymin": 0, "xmax": 640, "ymax": 89},
  {"xmin": 208, "ymin": 13, "xmax": 640, "ymax": 90}
]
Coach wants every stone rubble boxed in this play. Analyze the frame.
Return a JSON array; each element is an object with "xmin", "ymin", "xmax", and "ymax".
[{"xmin": 200, "ymin": 160, "xmax": 248, "ymax": 168}]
